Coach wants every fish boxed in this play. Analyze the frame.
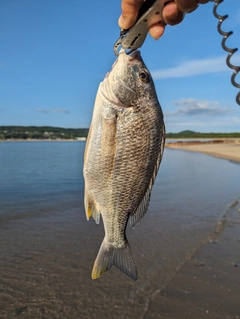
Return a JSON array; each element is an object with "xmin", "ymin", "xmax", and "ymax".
[{"xmin": 83, "ymin": 50, "xmax": 165, "ymax": 281}]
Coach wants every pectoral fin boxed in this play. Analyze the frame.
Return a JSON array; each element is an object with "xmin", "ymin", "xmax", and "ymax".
[
  {"xmin": 84, "ymin": 124, "xmax": 92, "ymax": 166},
  {"xmin": 84, "ymin": 189, "xmax": 101, "ymax": 224}
]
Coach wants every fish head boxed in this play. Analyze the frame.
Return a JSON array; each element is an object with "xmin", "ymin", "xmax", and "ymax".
[{"xmin": 103, "ymin": 50, "xmax": 157, "ymax": 108}]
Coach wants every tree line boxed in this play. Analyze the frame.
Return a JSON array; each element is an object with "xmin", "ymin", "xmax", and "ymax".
[
  {"xmin": 0, "ymin": 126, "xmax": 88, "ymax": 140},
  {"xmin": 0, "ymin": 127, "xmax": 239, "ymax": 140}
]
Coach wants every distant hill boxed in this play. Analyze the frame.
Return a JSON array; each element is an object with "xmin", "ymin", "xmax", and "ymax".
[
  {"xmin": 0, "ymin": 126, "xmax": 240, "ymax": 140},
  {"xmin": 0, "ymin": 126, "xmax": 88, "ymax": 140}
]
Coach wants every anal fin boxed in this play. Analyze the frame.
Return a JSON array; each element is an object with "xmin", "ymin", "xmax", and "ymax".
[{"xmin": 130, "ymin": 187, "xmax": 151, "ymax": 228}]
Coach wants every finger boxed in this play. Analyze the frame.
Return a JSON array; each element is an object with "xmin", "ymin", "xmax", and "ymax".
[
  {"xmin": 149, "ymin": 23, "xmax": 165, "ymax": 40},
  {"xmin": 175, "ymin": 0, "xmax": 198, "ymax": 13},
  {"xmin": 180, "ymin": 0, "xmax": 210, "ymax": 14},
  {"xmin": 162, "ymin": 2, "xmax": 184, "ymax": 26},
  {"xmin": 118, "ymin": 0, "xmax": 144, "ymax": 30}
]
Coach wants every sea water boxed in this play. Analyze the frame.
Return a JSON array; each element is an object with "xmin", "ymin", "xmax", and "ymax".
[{"xmin": 0, "ymin": 141, "xmax": 239, "ymax": 318}]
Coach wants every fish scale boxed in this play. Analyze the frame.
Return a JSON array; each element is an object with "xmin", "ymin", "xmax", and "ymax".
[{"xmin": 83, "ymin": 50, "xmax": 165, "ymax": 280}]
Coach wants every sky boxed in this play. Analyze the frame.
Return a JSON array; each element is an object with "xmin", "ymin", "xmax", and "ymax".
[{"xmin": 0, "ymin": 0, "xmax": 240, "ymax": 133}]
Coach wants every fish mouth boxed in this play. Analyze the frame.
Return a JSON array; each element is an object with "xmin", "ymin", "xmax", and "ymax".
[
  {"xmin": 116, "ymin": 49, "xmax": 141, "ymax": 65},
  {"xmin": 105, "ymin": 50, "xmax": 141, "ymax": 79},
  {"xmin": 128, "ymin": 50, "xmax": 141, "ymax": 60},
  {"xmin": 126, "ymin": 50, "xmax": 142, "ymax": 66},
  {"xmin": 119, "ymin": 49, "xmax": 141, "ymax": 60}
]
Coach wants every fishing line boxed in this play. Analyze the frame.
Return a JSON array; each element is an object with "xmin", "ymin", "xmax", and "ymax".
[{"xmin": 212, "ymin": 0, "xmax": 240, "ymax": 105}]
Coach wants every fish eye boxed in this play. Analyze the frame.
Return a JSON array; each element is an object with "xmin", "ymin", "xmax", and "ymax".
[{"xmin": 138, "ymin": 70, "xmax": 149, "ymax": 83}]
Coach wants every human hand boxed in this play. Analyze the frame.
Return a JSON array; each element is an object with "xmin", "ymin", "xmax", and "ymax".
[{"xmin": 118, "ymin": 0, "xmax": 210, "ymax": 39}]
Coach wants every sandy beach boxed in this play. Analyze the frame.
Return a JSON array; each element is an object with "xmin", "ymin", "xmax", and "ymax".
[{"xmin": 165, "ymin": 139, "xmax": 240, "ymax": 163}]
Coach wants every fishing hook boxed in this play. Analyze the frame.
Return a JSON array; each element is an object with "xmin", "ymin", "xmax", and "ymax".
[{"xmin": 212, "ymin": 0, "xmax": 240, "ymax": 105}]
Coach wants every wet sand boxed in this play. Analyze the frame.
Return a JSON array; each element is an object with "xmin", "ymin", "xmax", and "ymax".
[
  {"xmin": 1, "ymin": 199, "xmax": 240, "ymax": 318},
  {"xmin": 145, "ymin": 200, "xmax": 240, "ymax": 319},
  {"xmin": 165, "ymin": 139, "xmax": 240, "ymax": 163}
]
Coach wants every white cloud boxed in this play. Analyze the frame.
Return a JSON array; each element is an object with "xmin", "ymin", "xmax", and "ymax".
[
  {"xmin": 151, "ymin": 56, "xmax": 240, "ymax": 79},
  {"xmin": 36, "ymin": 108, "xmax": 69, "ymax": 114},
  {"xmin": 165, "ymin": 98, "xmax": 232, "ymax": 116},
  {"xmin": 165, "ymin": 120, "xmax": 206, "ymax": 127},
  {"xmin": 211, "ymin": 116, "xmax": 240, "ymax": 126},
  {"xmin": 164, "ymin": 98, "xmax": 240, "ymax": 132}
]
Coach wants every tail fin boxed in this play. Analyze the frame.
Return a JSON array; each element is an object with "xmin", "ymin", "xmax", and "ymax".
[{"xmin": 91, "ymin": 238, "xmax": 138, "ymax": 281}]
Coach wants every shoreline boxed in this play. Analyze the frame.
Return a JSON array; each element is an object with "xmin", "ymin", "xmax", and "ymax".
[
  {"xmin": 165, "ymin": 138, "xmax": 240, "ymax": 163},
  {"xmin": 0, "ymin": 138, "xmax": 86, "ymax": 142}
]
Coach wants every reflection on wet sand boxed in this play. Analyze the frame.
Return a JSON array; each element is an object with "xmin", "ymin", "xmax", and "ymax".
[{"xmin": 1, "ymin": 196, "xmax": 240, "ymax": 319}]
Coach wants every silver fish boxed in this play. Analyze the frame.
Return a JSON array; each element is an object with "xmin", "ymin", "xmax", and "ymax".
[{"xmin": 83, "ymin": 50, "xmax": 165, "ymax": 281}]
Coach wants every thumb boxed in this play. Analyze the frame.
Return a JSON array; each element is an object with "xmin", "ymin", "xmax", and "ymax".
[{"xmin": 118, "ymin": 0, "xmax": 144, "ymax": 30}]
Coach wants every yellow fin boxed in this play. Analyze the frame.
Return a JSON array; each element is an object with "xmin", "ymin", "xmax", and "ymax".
[
  {"xmin": 87, "ymin": 205, "xmax": 92, "ymax": 219},
  {"xmin": 84, "ymin": 189, "xmax": 100, "ymax": 224},
  {"xmin": 84, "ymin": 189, "xmax": 91, "ymax": 221}
]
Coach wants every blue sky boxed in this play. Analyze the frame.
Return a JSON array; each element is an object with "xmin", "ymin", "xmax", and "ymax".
[{"xmin": 0, "ymin": 0, "xmax": 240, "ymax": 133}]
